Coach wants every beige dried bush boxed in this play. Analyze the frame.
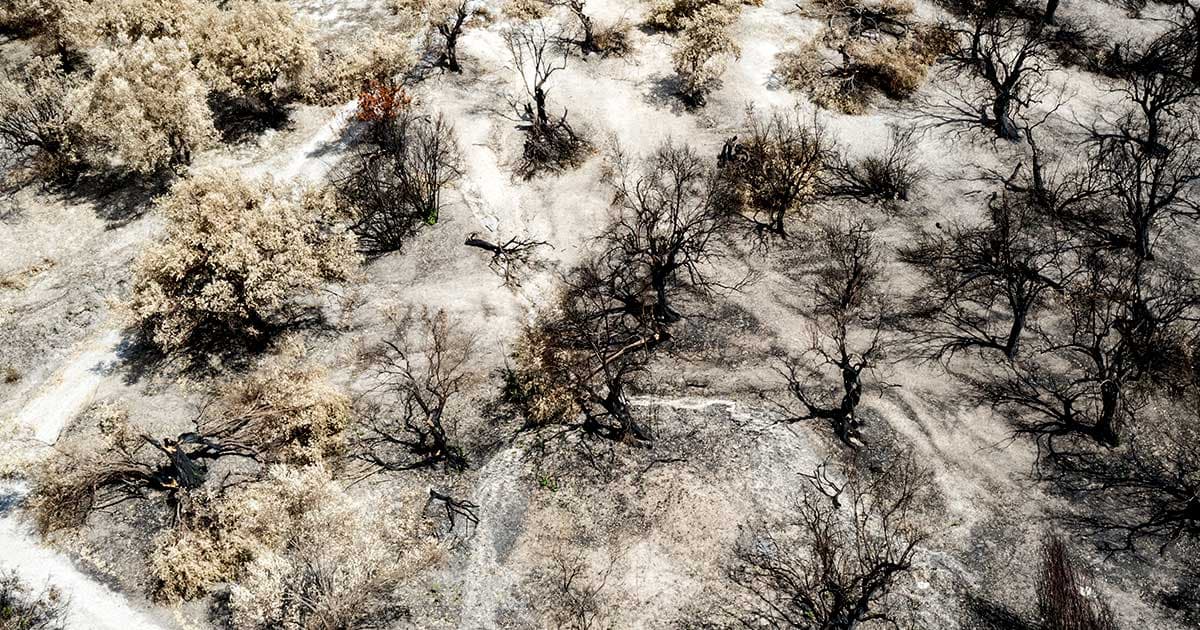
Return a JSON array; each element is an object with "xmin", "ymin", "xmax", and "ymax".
[
  {"xmin": 502, "ymin": 0, "xmax": 549, "ymax": 20},
  {"xmin": 151, "ymin": 464, "xmax": 438, "ymax": 617},
  {"xmin": 305, "ymin": 35, "xmax": 418, "ymax": 106},
  {"xmin": 776, "ymin": 38, "xmax": 873, "ymax": 114},
  {"xmin": 50, "ymin": 0, "xmax": 199, "ymax": 52},
  {"xmin": 778, "ymin": 24, "xmax": 953, "ymax": 114},
  {"xmin": 189, "ymin": 0, "xmax": 317, "ymax": 114},
  {"xmin": 501, "ymin": 315, "xmax": 583, "ymax": 429},
  {"xmin": 127, "ymin": 170, "xmax": 360, "ymax": 356},
  {"xmin": 219, "ymin": 339, "xmax": 352, "ymax": 465},
  {"xmin": 0, "ymin": 55, "xmax": 83, "ymax": 180},
  {"xmin": 646, "ymin": 0, "xmax": 734, "ymax": 31},
  {"xmin": 672, "ymin": 2, "xmax": 740, "ymax": 106},
  {"xmin": 70, "ymin": 37, "xmax": 216, "ymax": 174}
]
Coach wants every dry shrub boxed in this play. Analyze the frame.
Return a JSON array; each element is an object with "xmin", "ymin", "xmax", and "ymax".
[
  {"xmin": 672, "ymin": 2, "xmax": 740, "ymax": 106},
  {"xmin": 0, "ymin": 56, "xmax": 82, "ymax": 181},
  {"xmin": 151, "ymin": 464, "xmax": 438, "ymax": 620},
  {"xmin": 719, "ymin": 107, "xmax": 831, "ymax": 234},
  {"xmin": 645, "ymin": 0, "xmax": 733, "ymax": 31},
  {"xmin": 501, "ymin": 318, "xmax": 582, "ymax": 429},
  {"xmin": 189, "ymin": 0, "xmax": 317, "ymax": 115},
  {"xmin": 502, "ymin": 0, "xmax": 549, "ymax": 20},
  {"xmin": 778, "ymin": 23, "xmax": 952, "ymax": 114},
  {"xmin": 220, "ymin": 339, "xmax": 352, "ymax": 465},
  {"xmin": 305, "ymin": 35, "xmax": 418, "ymax": 106},
  {"xmin": 0, "ymin": 570, "xmax": 67, "ymax": 630},
  {"xmin": 776, "ymin": 39, "xmax": 874, "ymax": 115},
  {"xmin": 49, "ymin": 0, "xmax": 198, "ymax": 52},
  {"xmin": 592, "ymin": 20, "xmax": 632, "ymax": 57},
  {"xmin": 127, "ymin": 169, "xmax": 360, "ymax": 357},
  {"xmin": 71, "ymin": 37, "xmax": 216, "ymax": 174},
  {"xmin": 27, "ymin": 401, "xmax": 141, "ymax": 534}
]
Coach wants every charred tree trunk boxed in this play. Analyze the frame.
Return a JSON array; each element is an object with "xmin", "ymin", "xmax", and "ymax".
[
  {"xmin": 1096, "ymin": 381, "xmax": 1122, "ymax": 447},
  {"xmin": 1044, "ymin": 0, "xmax": 1060, "ymax": 24},
  {"xmin": 1005, "ymin": 303, "xmax": 1029, "ymax": 359},
  {"xmin": 993, "ymin": 94, "xmax": 1021, "ymax": 141}
]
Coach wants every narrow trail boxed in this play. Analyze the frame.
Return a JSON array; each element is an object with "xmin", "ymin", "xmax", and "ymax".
[
  {"xmin": 457, "ymin": 447, "xmax": 527, "ymax": 629},
  {"xmin": 11, "ymin": 328, "xmax": 122, "ymax": 445},
  {"xmin": 0, "ymin": 482, "xmax": 168, "ymax": 630}
]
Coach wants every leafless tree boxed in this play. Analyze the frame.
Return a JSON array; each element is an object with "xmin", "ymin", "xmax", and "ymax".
[
  {"xmin": 717, "ymin": 108, "xmax": 832, "ymax": 237},
  {"xmin": 778, "ymin": 219, "xmax": 887, "ymax": 447},
  {"xmin": 549, "ymin": 0, "xmax": 601, "ymax": 54},
  {"xmin": 336, "ymin": 107, "xmax": 463, "ymax": 255},
  {"xmin": 989, "ymin": 122, "xmax": 1100, "ymax": 218},
  {"xmin": 529, "ymin": 546, "xmax": 616, "ymax": 629},
  {"xmin": 358, "ymin": 309, "xmax": 475, "ymax": 472},
  {"xmin": 1061, "ymin": 54, "xmax": 1200, "ymax": 261},
  {"xmin": 900, "ymin": 192, "xmax": 1073, "ymax": 360},
  {"xmin": 1048, "ymin": 387, "xmax": 1200, "ymax": 555},
  {"xmin": 432, "ymin": 0, "xmax": 481, "ymax": 72},
  {"xmin": 603, "ymin": 141, "xmax": 737, "ymax": 325},
  {"xmin": 727, "ymin": 453, "xmax": 937, "ymax": 628},
  {"xmin": 975, "ymin": 254, "xmax": 1198, "ymax": 448},
  {"xmin": 934, "ymin": 14, "xmax": 1053, "ymax": 141},
  {"xmin": 506, "ymin": 24, "xmax": 589, "ymax": 178}
]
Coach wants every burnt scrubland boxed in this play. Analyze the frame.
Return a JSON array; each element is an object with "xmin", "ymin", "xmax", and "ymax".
[{"xmin": 0, "ymin": 0, "xmax": 1199, "ymax": 628}]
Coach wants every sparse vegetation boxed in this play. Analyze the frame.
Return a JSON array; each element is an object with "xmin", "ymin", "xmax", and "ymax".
[{"xmin": 3, "ymin": 0, "xmax": 1199, "ymax": 627}]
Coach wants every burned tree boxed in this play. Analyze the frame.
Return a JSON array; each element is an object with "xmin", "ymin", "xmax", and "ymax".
[
  {"xmin": 935, "ymin": 15, "xmax": 1052, "ymax": 141},
  {"xmin": 728, "ymin": 452, "xmax": 938, "ymax": 628},
  {"xmin": 718, "ymin": 107, "xmax": 831, "ymax": 237},
  {"xmin": 426, "ymin": 0, "xmax": 483, "ymax": 72},
  {"xmin": 975, "ymin": 254, "xmax": 1198, "ymax": 448},
  {"xmin": 779, "ymin": 219, "xmax": 887, "ymax": 447},
  {"xmin": 1063, "ymin": 54, "xmax": 1200, "ymax": 261},
  {"xmin": 511, "ymin": 269, "xmax": 661, "ymax": 444},
  {"xmin": 1049, "ymin": 386, "xmax": 1200, "ymax": 554},
  {"xmin": 900, "ymin": 192, "xmax": 1072, "ymax": 360},
  {"xmin": 336, "ymin": 88, "xmax": 463, "ymax": 255},
  {"xmin": 506, "ymin": 24, "xmax": 589, "ymax": 177},
  {"xmin": 358, "ymin": 309, "xmax": 475, "ymax": 472},
  {"xmin": 465, "ymin": 232, "xmax": 550, "ymax": 287},
  {"xmin": 546, "ymin": 0, "xmax": 609, "ymax": 55},
  {"xmin": 603, "ymin": 141, "xmax": 736, "ymax": 325}
]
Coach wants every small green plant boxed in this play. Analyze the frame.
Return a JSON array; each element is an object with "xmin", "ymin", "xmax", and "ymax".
[{"xmin": 538, "ymin": 475, "xmax": 560, "ymax": 492}]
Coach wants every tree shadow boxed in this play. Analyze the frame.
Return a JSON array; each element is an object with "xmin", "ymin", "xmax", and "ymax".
[
  {"xmin": 53, "ymin": 169, "xmax": 171, "ymax": 226},
  {"xmin": 208, "ymin": 95, "xmax": 295, "ymax": 145}
]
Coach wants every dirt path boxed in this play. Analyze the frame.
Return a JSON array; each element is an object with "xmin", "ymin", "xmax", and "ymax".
[
  {"xmin": 457, "ymin": 447, "xmax": 527, "ymax": 628},
  {"xmin": 11, "ymin": 329, "xmax": 122, "ymax": 445},
  {"xmin": 0, "ymin": 482, "xmax": 169, "ymax": 630}
]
